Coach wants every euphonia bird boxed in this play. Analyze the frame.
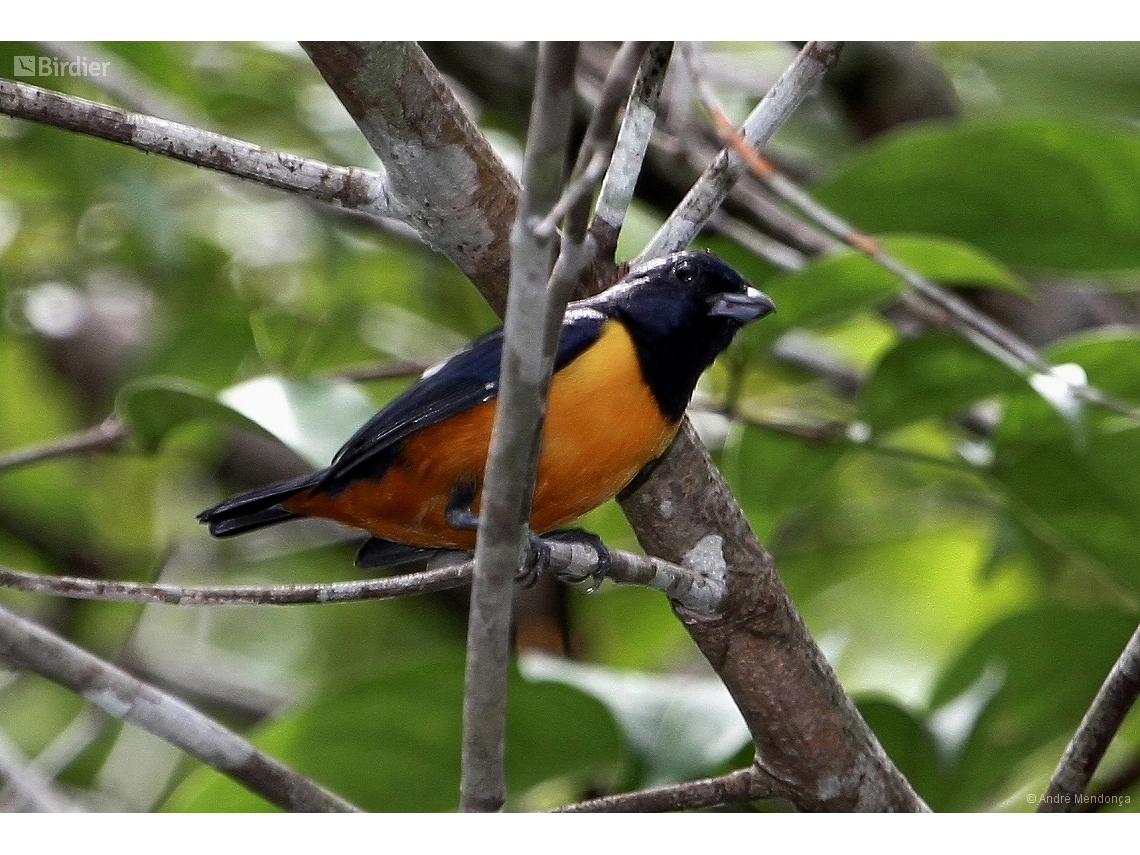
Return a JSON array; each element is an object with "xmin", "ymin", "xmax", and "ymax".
[{"xmin": 198, "ymin": 251, "xmax": 775, "ymax": 571}]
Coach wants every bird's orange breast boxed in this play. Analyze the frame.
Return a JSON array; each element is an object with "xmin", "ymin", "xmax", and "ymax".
[{"xmin": 283, "ymin": 320, "xmax": 678, "ymax": 548}]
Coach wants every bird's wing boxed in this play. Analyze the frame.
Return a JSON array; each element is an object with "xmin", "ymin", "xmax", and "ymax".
[{"xmin": 320, "ymin": 307, "xmax": 607, "ymax": 485}]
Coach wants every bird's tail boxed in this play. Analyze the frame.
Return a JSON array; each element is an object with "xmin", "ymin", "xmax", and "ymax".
[{"xmin": 197, "ymin": 472, "xmax": 321, "ymax": 537}]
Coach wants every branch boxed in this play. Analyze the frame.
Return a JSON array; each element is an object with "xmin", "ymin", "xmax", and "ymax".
[
  {"xmin": 0, "ymin": 417, "xmax": 127, "ymax": 474},
  {"xmin": 589, "ymin": 42, "xmax": 674, "ymax": 261},
  {"xmin": 301, "ymin": 42, "xmax": 520, "ymax": 316},
  {"xmin": 1039, "ymin": 622, "xmax": 1140, "ymax": 812},
  {"xmin": 643, "ymin": 42, "xmax": 843, "ymax": 259},
  {"xmin": 535, "ymin": 41, "xmax": 651, "ymax": 242},
  {"xmin": 0, "ymin": 603, "xmax": 359, "ymax": 812},
  {"xmin": 462, "ymin": 42, "xmax": 580, "ymax": 814},
  {"xmin": 0, "ymin": 79, "xmax": 402, "ymax": 227},
  {"xmin": 303, "ymin": 41, "xmax": 925, "ymax": 816},
  {"xmin": 0, "ymin": 726, "xmax": 71, "ymax": 812},
  {"xmin": 555, "ymin": 766, "xmax": 774, "ymax": 812},
  {"xmin": 0, "ymin": 542, "xmax": 719, "ymax": 612},
  {"xmin": 0, "ymin": 707, "xmax": 105, "ymax": 811},
  {"xmin": 0, "ymin": 560, "xmax": 471, "ymax": 606},
  {"xmin": 683, "ymin": 47, "xmax": 1140, "ymax": 426}
]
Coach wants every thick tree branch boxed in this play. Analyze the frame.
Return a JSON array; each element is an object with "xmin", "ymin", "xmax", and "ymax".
[
  {"xmin": 1039, "ymin": 622, "xmax": 1140, "ymax": 812},
  {"xmin": 301, "ymin": 41, "xmax": 520, "ymax": 316},
  {"xmin": 0, "ymin": 604, "xmax": 359, "ymax": 812}
]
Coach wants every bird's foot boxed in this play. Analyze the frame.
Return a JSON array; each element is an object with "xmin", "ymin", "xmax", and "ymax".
[{"xmin": 537, "ymin": 529, "xmax": 612, "ymax": 593}]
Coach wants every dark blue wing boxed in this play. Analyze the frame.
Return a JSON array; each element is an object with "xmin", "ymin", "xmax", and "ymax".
[{"xmin": 320, "ymin": 306, "xmax": 607, "ymax": 486}]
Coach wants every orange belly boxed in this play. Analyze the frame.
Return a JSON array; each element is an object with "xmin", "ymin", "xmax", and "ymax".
[{"xmin": 283, "ymin": 320, "xmax": 678, "ymax": 548}]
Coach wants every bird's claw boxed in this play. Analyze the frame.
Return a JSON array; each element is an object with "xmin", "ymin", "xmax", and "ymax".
[
  {"xmin": 539, "ymin": 530, "xmax": 612, "ymax": 593},
  {"xmin": 517, "ymin": 531, "xmax": 551, "ymax": 588}
]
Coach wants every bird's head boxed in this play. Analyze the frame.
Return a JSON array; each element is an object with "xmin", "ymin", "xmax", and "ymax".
[{"xmin": 601, "ymin": 251, "xmax": 776, "ymax": 419}]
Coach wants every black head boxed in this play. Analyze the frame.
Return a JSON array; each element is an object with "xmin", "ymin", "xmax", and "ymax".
[{"xmin": 599, "ymin": 251, "xmax": 775, "ymax": 420}]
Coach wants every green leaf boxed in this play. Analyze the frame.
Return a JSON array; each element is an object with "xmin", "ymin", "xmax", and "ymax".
[
  {"xmin": 743, "ymin": 234, "xmax": 1024, "ymax": 345},
  {"xmin": 990, "ymin": 427, "xmax": 1140, "ymax": 594},
  {"xmin": 166, "ymin": 654, "xmax": 631, "ymax": 812},
  {"xmin": 721, "ymin": 423, "xmax": 846, "ymax": 542},
  {"xmin": 815, "ymin": 119, "xmax": 1140, "ymax": 272},
  {"xmin": 217, "ymin": 375, "xmax": 376, "ymax": 467},
  {"xmin": 987, "ymin": 331, "xmax": 1140, "ymax": 592},
  {"xmin": 861, "ymin": 331, "xmax": 1025, "ymax": 433},
  {"xmin": 928, "ymin": 607, "xmax": 1138, "ymax": 810},
  {"xmin": 116, "ymin": 377, "xmax": 270, "ymax": 452},
  {"xmin": 117, "ymin": 374, "xmax": 378, "ymax": 468},
  {"xmin": 519, "ymin": 652, "xmax": 750, "ymax": 787}
]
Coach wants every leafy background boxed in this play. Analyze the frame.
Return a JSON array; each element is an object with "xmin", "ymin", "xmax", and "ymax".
[{"xmin": 0, "ymin": 41, "xmax": 1138, "ymax": 812}]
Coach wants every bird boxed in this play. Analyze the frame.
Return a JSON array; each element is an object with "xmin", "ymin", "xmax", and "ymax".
[{"xmin": 198, "ymin": 250, "xmax": 775, "ymax": 578}]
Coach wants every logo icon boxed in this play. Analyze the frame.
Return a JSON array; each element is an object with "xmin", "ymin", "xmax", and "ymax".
[{"xmin": 13, "ymin": 56, "xmax": 37, "ymax": 77}]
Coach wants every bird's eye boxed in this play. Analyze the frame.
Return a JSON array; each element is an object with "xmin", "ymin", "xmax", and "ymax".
[{"xmin": 674, "ymin": 259, "xmax": 697, "ymax": 284}]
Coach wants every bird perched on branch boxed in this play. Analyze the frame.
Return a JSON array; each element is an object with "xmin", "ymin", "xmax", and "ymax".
[{"xmin": 199, "ymin": 251, "xmax": 775, "ymax": 578}]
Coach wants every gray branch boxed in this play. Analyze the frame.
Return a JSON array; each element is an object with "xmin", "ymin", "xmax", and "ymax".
[
  {"xmin": 1039, "ymin": 622, "xmax": 1140, "ymax": 812},
  {"xmin": 590, "ymin": 42, "xmax": 674, "ymax": 261},
  {"xmin": 555, "ymin": 766, "xmax": 773, "ymax": 812},
  {"xmin": 0, "ymin": 603, "xmax": 359, "ymax": 812},
  {"xmin": 461, "ymin": 42, "xmax": 580, "ymax": 814},
  {"xmin": 0, "ymin": 79, "xmax": 402, "ymax": 226},
  {"xmin": 642, "ymin": 42, "xmax": 843, "ymax": 259}
]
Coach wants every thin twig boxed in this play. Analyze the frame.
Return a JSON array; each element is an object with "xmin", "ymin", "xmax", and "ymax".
[
  {"xmin": 642, "ymin": 41, "xmax": 843, "ymax": 260},
  {"xmin": 462, "ymin": 42, "xmax": 580, "ymax": 813},
  {"xmin": 0, "ymin": 417, "xmax": 128, "ymax": 474},
  {"xmin": 533, "ymin": 150, "xmax": 608, "ymax": 239},
  {"xmin": 0, "ymin": 561, "xmax": 470, "ymax": 605},
  {"xmin": 0, "ymin": 603, "xmax": 359, "ymax": 812},
  {"xmin": 683, "ymin": 46, "xmax": 1140, "ymax": 427},
  {"xmin": 590, "ymin": 42, "xmax": 674, "ymax": 261},
  {"xmin": 0, "ymin": 707, "xmax": 105, "ymax": 812},
  {"xmin": 707, "ymin": 210, "xmax": 808, "ymax": 272},
  {"xmin": 555, "ymin": 766, "xmax": 773, "ymax": 812},
  {"xmin": 0, "ymin": 540, "xmax": 719, "ymax": 611},
  {"xmin": 551, "ymin": 41, "xmax": 652, "ymax": 243},
  {"xmin": 1039, "ymin": 622, "xmax": 1140, "ymax": 812},
  {"xmin": 0, "ymin": 79, "xmax": 402, "ymax": 226},
  {"xmin": 0, "ymin": 357, "xmax": 429, "ymax": 478},
  {"xmin": 0, "ymin": 726, "xmax": 71, "ymax": 812}
]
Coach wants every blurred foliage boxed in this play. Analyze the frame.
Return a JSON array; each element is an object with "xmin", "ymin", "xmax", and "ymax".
[{"xmin": 0, "ymin": 41, "xmax": 1139, "ymax": 813}]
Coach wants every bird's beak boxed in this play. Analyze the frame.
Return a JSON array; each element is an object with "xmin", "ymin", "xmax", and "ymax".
[{"xmin": 709, "ymin": 286, "xmax": 776, "ymax": 323}]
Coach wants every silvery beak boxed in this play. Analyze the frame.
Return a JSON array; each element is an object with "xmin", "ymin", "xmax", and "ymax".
[{"xmin": 709, "ymin": 287, "xmax": 776, "ymax": 323}]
